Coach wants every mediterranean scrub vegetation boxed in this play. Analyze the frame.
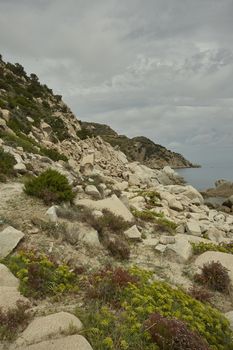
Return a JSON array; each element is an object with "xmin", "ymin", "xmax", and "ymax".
[
  {"xmin": 24, "ymin": 169, "xmax": 75, "ymax": 204},
  {"xmin": 3, "ymin": 250, "xmax": 79, "ymax": 299},
  {"xmin": 77, "ymin": 267, "xmax": 233, "ymax": 350}
]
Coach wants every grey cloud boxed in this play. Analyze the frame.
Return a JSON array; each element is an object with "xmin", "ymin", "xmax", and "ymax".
[{"xmin": 0, "ymin": 0, "xmax": 233, "ymax": 165}]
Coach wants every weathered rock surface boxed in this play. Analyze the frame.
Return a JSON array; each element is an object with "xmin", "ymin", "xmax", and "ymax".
[
  {"xmin": 0, "ymin": 286, "xmax": 29, "ymax": 311},
  {"xmin": 225, "ymin": 311, "xmax": 233, "ymax": 331},
  {"xmin": 0, "ymin": 264, "xmax": 19, "ymax": 287},
  {"xmin": 76, "ymin": 194, "xmax": 134, "ymax": 222},
  {"xmin": 124, "ymin": 225, "xmax": 141, "ymax": 241},
  {"xmin": 14, "ymin": 335, "xmax": 93, "ymax": 350},
  {"xmin": 16, "ymin": 312, "xmax": 83, "ymax": 346},
  {"xmin": 0, "ymin": 226, "xmax": 24, "ymax": 259},
  {"xmin": 185, "ymin": 220, "xmax": 202, "ymax": 236},
  {"xmin": 85, "ymin": 185, "xmax": 101, "ymax": 198}
]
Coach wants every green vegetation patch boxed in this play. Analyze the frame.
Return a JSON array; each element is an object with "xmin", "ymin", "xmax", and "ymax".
[
  {"xmin": 0, "ymin": 146, "xmax": 16, "ymax": 181},
  {"xmin": 192, "ymin": 241, "xmax": 233, "ymax": 255},
  {"xmin": 78, "ymin": 267, "xmax": 233, "ymax": 350},
  {"xmin": 24, "ymin": 169, "xmax": 75, "ymax": 204},
  {"xmin": 132, "ymin": 209, "xmax": 177, "ymax": 232},
  {"xmin": 3, "ymin": 250, "xmax": 79, "ymax": 299}
]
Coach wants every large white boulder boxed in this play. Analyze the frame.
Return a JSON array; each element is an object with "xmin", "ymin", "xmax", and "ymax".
[
  {"xmin": 16, "ymin": 312, "xmax": 83, "ymax": 346},
  {"xmin": 195, "ymin": 251, "xmax": 233, "ymax": 283},
  {"xmin": 15, "ymin": 335, "xmax": 93, "ymax": 350},
  {"xmin": 0, "ymin": 264, "xmax": 19, "ymax": 287},
  {"xmin": 76, "ymin": 194, "xmax": 134, "ymax": 222},
  {"xmin": 0, "ymin": 226, "xmax": 24, "ymax": 259},
  {"xmin": 0, "ymin": 286, "xmax": 29, "ymax": 311}
]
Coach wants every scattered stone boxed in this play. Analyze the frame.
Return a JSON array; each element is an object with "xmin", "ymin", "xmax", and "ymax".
[
  {"xmin": 155, "ymin": 244, "xmax": 167, "ymax": 253},
  {"xmin": 85, "ymin": 185, "xmax": 101, "ymax": 198},
  {"xmin": 142, "ymin": 238, "xmax": 159, "ymax": 247},
  {"xmin": 168, "ymin": 198, "xmax": 183, "ymax": 212},
  {"xmin": 0, "ymin": 226, "xmax": 24, "ymax": 259},
  {"xmin": 159, "ymin": 236, "xmax": 176, "ymax": 245},
  {"xmin": 46, "ymin": 206, "xmax": 58, "ymax": 223},
  {"xmin": 124, "ymin": 225, "xmax": 141, "ymax": 241},
  {"xmin": 16, "ymin": 312, "xmax": 83, "ymax": 346},
  {"xmin": 14, "ymin": 162, "xmax": 27, "ymax": 174},
  {"xmin": 78, "ymin": 226, "xmax": 101, "ymax": 247},
  {"xmin": 186, "ymin": 220, "xmax": 202, "ymax": 236}
]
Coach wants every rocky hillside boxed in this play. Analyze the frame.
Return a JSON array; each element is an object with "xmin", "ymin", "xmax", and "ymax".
[
  {"xmin": 0, "ymin": 56, "xmax": 233, "ymax": 350},
  {"xmin": 80, "ymin": 121, "xmax": 194, "ymax": 168}
]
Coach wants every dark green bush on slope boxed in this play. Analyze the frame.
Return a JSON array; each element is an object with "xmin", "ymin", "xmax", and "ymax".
[
  {"xmin": 24, "ymin": 169, "xmax": 75, "ymax": 204},
  {"xmin": 0, "ymin": 147, "xmax": 16, "ymax": 181}
]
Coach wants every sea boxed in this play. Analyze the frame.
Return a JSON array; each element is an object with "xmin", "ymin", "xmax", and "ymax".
[{"xmin": 176, "ymin": 164, "xmax": 233, "ymax": 191}]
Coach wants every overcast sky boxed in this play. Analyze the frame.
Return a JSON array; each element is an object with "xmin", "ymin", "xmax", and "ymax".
[{"xmin": 0, "ymin": 0, "xmax": 233, "ymax": 165}]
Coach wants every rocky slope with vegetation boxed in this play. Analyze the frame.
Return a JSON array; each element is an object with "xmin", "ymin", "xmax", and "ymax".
[
  {"xmin": 80, "ymin": 121, "xmax": 195, "ymax": 169},
  {"xmin": 0, "ymin": 56, "xmax": 233, "ymax": 350}
]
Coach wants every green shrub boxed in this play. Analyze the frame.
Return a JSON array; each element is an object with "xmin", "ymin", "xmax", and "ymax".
[
  {"xmin": 3, "ymin": 250, "xmax": 79, "ymax": 299},
  {"xmin": 0, "ymin": 147, "xmax": 16, "ymax": 178},
  {"xmin": 78, "ymin": 267, "xmax": 233, "ymax": 350},
  {"xmin": 194, "ymin": 261, "xmax": 231, "ymax": 294},
  {"xmin": 76, "ymin": 128, "xmax": 93, "ymax": 140},
  {"xmin": 40, "ymin": 147, "xmax": 68, "ymax": 162},
  {"xmin": 192, "ymin": 242, "xmax": 233, "ymax": 255},
  {"xmin": 132, "ymin": 209, "xmax": 163, "ymax": 221},
  {"xmin": 24, "ymin": 169, "xmax": 75, "ymax": 204}
]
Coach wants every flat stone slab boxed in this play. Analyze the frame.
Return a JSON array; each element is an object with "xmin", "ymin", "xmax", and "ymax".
[
  {"xmin": 0, "ymin": 286, "xmax": 29, "ymax": 311},
  {"xmin": 0, "ymin": 226, "xmax": 24, "ymax": 259},
  {"xmin": 76, "ymin": 194, "xmax": 134, "ymax": 222},
  {"xmin": 16, "ymin": 312, "xmax": 83, "ymax": 346},
  {"xmin": 0, "ymin": 264, "xmax": 19, "ymax": 287},
  {"xmin": 14, "ymin": 335, "xmax": 93, "ymax": 350},
  {"xmin": 124, "ymin": 225, "xmax": 141, "ymax": 241}
]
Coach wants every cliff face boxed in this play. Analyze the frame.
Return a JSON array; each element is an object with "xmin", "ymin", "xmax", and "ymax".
[{"xmin": 81, "ymin": 122, "xmax": 194, "ymax": 169}]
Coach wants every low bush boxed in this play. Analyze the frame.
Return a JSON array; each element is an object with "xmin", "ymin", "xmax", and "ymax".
[
  {"xmin": 188, "ymin": 286, "xmax": 213, "ymax": 303},
  {"xmin": 132, "ymin": 209, "xmax": 163, "ymax": 221},
  {"xmin": 192, "ymin": 241, "xmax": 233, "ymax": 255},
  {"xmin": 132, "ymin": 209, "xmax": 177, "ymax": 233},
  {"xmin": 40, "ymin": 147, "xmax": 68, "ymax": 162},
  {"xmin": 77, "ymin": 267, "xmax": 232, "ymax": 350},
  {"xmin": 94, "ymin": 209, "xmax": 131, "ymax": 237},
  {"xmin": 0, "ymin": 147, "xmax": 16, "ymax": 179},
  {"xmin": 107, "ymin": 237, "xmax": 130, "ymax": 260},
  {"xmin": 24, "ymin": 169, "xmax": 75, "ymax": 204},
  {"xmin": 87, "ymin": 267, "xmax": 138, "ymax": 305},
  {"xmin": 194, "ymin": 261, "xmax": 231, "ymax": 294},
  {"xmin": 144, "ymin": 312, "xmax": 210, "ymax": 350},
  {"xmin": 4, "ymin": 250, "xmax": 79, "ymax": 299},
  {"xmin": 0, "ymin": 301, "xmax": 31, "ymax": 341}
]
